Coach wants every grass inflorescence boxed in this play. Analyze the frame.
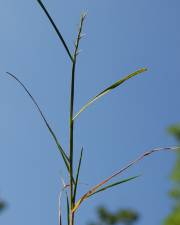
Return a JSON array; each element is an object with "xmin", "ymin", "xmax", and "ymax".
[{"xmin": 4, "ymin": 1, "xmax": 179, "ymax": 225}]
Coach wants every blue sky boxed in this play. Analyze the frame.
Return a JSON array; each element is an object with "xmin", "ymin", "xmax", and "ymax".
[{"xmin": 0, "ymin": 0, "xmax": 180, "ymax": 225}]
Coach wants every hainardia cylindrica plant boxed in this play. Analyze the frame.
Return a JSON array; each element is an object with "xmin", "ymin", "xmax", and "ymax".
[{"xmin": 4, "ymin": 1, "xmax": 179, "ymax": 225}]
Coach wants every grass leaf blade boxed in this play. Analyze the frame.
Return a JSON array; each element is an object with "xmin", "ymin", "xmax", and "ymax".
[
  {"xmin": 72, "ymin": 146, "xmax": 178, "ymax": 212},
  {"xmin": 73, "ymin": 147, "xmax": 83, "ymax": 203},
  {"xmin": 88, "ymin": 176, "xmax": 139, "ymax": 197},
  {"xmin": 73, "ymin": 68, "xmax": 147, "ymax": 120},
  {"xmin": 72, "ymin": 176, "xmax": 139, "ymax": 213},
  {"xmin": 36, "ymin": 0, "xmax": 73, "ymax": 62},
  {"xmin": 6, "ymin": 72, "xmax": 70, "ymax": 172}
]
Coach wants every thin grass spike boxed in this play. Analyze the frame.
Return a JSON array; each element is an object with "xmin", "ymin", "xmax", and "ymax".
[
  {"xmin": 5, "ymin": 3, "xmax": 179, "ymax": 225},
  {"xmin": 69, "ymin": 14, "xmax": 86, "ymax": 225}
]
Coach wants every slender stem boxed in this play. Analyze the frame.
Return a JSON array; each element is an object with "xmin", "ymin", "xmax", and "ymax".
[
  {"xmin": 69, "ymin": 14, "xmax": 86, "ymax": 225},
  {"xmin": 69, "ymin": 61, "xmax": 75, "ymax": 225}
]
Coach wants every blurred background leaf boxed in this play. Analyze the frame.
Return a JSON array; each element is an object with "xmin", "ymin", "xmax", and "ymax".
[
  {"xmin": 0, "ymin": 199, "xmax": 6, "ymax": 213},
  {"xmin": 164, "ymin": 125, "xmax": 180, "ymax": 225},
  {"xmin": 88, "ymin": 206, "xmax": 138, "ymax": 225}
]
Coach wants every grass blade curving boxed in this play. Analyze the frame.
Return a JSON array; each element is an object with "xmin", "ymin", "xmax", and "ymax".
[
  {"xmin": 72, "ymin": 146, "xmax": 178, "ymax": 212},
  {"xmin": 73, "ymin": 68, "xmax": 147, "ymax": 120},
  {"xmin": 36, "ymin": 0, "xmax": 73, "ymax": 62},
  {"xmin": 6, "ymin": 72, "xmax": 70, "ymax": 172}
]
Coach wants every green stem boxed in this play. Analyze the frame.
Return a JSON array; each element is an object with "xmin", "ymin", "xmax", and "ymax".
[
  {"xmin": 69, "ymin": 14, "xmax": 86, "ymax": 225},
  {"xmin": 69, "ymin": 59, "xmax": 76, "ymax": 225}
]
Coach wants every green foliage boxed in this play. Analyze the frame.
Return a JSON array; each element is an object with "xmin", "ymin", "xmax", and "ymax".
[
  {"xmin": 164, "ymin": 125, "xmax": 180, "ymax": 225},
  {"xmin": 168, "ymin": 125, "xmax": 180, "ymax": 141},
  {"xmin": 164, "ymin": 206, "xmax": 180, "ymax": 225},
  {"xmin": 89, "ymin": 206, "xmax": 138, "ymax": 225}
]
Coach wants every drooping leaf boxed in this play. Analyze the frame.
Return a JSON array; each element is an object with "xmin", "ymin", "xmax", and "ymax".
[
  {"xmin": 36, "ymin": 0, "xmax": 73, "ymax": 62},
  {"xmin": 6, "ymin": 72, "xmax": 70, "ymax": 172},
  {"xmin": 73, "ymin": 68, "xmax": 147, "ymax": 120}
]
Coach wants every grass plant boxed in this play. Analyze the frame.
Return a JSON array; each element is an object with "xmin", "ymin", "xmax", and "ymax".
[{"xmin": 4, "ymin": 1, "xmax": 179, "ymax": 225}]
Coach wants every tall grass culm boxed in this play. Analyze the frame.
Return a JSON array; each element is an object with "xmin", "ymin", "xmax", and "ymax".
[{"xmin": 5, "ymin": 1, "xmax": 179, "ymax": 225}]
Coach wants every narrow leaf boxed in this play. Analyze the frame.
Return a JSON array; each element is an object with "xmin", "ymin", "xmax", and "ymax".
[
  {"xmin": 73, "ymin": 147, "xmax": 83, "ymax": 203},
  {"xmin": 88, "ymin": 176, "xmax": 139, "ymax": 197},
  {"xmin": 72, "ymin": 146, "xmax": 178, "ymax": 212},
  {"xmin": 73, "ymin": 68, "xmax": 147, "ymax": 120},
  {"xmin": 6, "ymin": 72, "xmax": 70, "ymax": 172},
  {"xmin": 72, "ymin": 176, "xmax": 139, "ymax": 213},
  {"xmin": 36, "ymin": 0, "xmax": 73, "ymax": 62}
]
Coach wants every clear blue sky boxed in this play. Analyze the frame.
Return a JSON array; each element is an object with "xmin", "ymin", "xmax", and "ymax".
[{"xmin": 0, "ymin": 0, "xmax": 180, "ymax": 225}]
